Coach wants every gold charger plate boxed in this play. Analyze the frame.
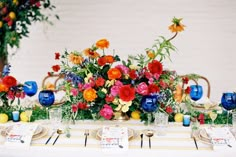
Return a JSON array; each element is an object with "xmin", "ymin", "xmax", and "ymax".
[
  {"xmin": 192, "ymin": 129, "xmax": 211, "ymax": 144},
  {"xmin": 95, "ymin": 128, "xmax": 135, "ymax": 141},
  {"xmin": 1, "ymin": 125, "xmax": 48, "ymax": 141}
]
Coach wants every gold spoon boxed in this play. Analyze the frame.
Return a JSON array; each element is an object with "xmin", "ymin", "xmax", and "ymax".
[
  {"xmin": 145, "ymin": 130, "xmax": 154, "ymax": 149},
  {"xmin": 53, "ymin": 129, "xmax": 63, "ymax": 145}
]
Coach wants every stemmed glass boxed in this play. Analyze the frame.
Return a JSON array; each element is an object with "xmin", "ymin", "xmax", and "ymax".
[
  {"xmin": 23, "ymin": 81, "xmax": 38, "ymax": 97},
  {"xmin": 190, "ymin": 85, "xmax": 203, "ymax": 101},
  {"xmin": 209, "ymin": 111, "xmax": 217, "ymax": 127},
  {"xmin": 38, "ymin": 90, "xmax": 55, "ymax": 122},
  {"xmin": 221, "ymin": 92, "xmax": 236, "ymax": 126}
]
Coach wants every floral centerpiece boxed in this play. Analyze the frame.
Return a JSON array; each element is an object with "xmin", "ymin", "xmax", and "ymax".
[
  {"xmin": 49, "ymin": 17, "xmax": 185, "ymax": 123},
  {"xmin": 0, "ymin": 0, "xmax": 58, "ymax": 69}
]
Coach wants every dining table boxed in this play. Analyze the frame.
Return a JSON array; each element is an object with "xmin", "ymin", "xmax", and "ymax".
[{"xmin": 0, "ymin": 119, "xmax": 235, "ymax": 157}]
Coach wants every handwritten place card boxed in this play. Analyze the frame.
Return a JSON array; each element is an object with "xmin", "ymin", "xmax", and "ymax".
[
  {"xmin": 4, "ymin": 123, "xmax": 38, "ymax": 148},
  {"xmin": 101, "ymin": 126, "xmax": 128, "ymax": 150},
  {"xmin": 205, "ymin": 127, "xmax": 235, "ymax": 146}
]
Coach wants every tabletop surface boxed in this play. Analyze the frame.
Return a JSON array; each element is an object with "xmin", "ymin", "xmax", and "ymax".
[{"xmin": 0, "ymin": 120, "xmax": 236, "ymax": 157}]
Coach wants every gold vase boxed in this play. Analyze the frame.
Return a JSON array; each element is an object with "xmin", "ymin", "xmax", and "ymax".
[{"xmin": 113, "ymin": 110, "xmax": 130, "ymax": 121}]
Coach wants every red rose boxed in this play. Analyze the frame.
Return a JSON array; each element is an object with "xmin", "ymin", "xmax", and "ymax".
[
  {"xmin": 105, "ymin": 94, "xmax": 115, "ymax": 102},
  {"xmin": 148, "ymin": 60, "xmax": 163, "ymax": 75},
  {"xmin": 2, "ymin": 76, "xmax": 17, "ymax": 87},
  {"xmin": 119, "ymin": 85, "xmax": 135, "ymax": 102},
  {"xmin": 72, "ymin": 104, "xmax": 78, "ymax": 112},
  {"xmin": 52, "ymin": 65, "xmax": 60, "ymax": 72},
  {"xmin": 95, "ymin": 77, "xmax": 105, "ymax": 87},
  {"xmin": 148, "ymin": 84, "xmax": 160, "ymax": 94}
]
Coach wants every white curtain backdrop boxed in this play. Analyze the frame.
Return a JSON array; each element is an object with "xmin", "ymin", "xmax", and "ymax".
[{"xmin": 8, "ymin": 0, "xmax": 236, "ymax": 102}]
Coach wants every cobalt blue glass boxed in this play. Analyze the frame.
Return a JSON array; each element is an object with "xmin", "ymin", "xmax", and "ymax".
[
  {"xmin": 221, "ymin": 92, "xmax": 236, "ymax": 126},
  {"xmin": 38, "ymin": 90, "xmax": 55, "ymax": 107},
  {"xmin": 221, "ymin": 92, "xmax": 236, "ymax": 111},
  {"xmin": 190, "ymin": 85, "xmax": 203, "ymax": 101},
  {"xmin": 23, "ymin": 81, "xmax": 38, "ymax": 97},
  {"xmin": 141, "ymin": 95, "xmax": 159, "ymax": 113}
]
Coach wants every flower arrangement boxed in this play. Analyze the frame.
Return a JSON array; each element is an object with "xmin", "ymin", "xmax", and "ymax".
[
  {"xmin": 0, "ymin": 64, "xmax": 25, "ymax": 112},
  {"xmin": 49, "ymin": 17, "xmax": 185, "ymax": 123},
  {"xmin": 0, "ymin": 0, "xmax": 58, "ymax": 61}
]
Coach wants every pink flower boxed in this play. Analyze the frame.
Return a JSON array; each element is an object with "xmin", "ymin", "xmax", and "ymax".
[
  {"xmin": 71, "ymin": 88, "xmax": 78, "ymax": 96},
  {"xmin": 78, "ymin": 83, "xmax": 84, "ymax": 91},
  {"xmin": 72, "ymin": 104, "xmax": 78, "ymax": 113},
  {"xmin": 110, "ymin": 81, "xmax": 123, "ymax": 96},
  {"xmin": 99, "ymin": 104, "xmax": 114, "ymax": 120},
  {"xmin": 115, "ymin": 64, "xmax": 129, "ymax": 74},
  {"xmin": 136, "ymin": 82, "xmax": 149, "ymax": 95}
]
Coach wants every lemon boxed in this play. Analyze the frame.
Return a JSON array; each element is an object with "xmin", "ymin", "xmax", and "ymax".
[
  {"xmin": 9, "ymin": 12, "xmax": 16, "ymax": 20},
  {"xmin": 0, "ymin": 113, "xmax": 9, "ymax": 123},
  {"xmin": 20, "ymin": 112, "xmax": 28, "ymax": 122},
  {"xmin": 0, "ymin": 21, "xmax": 3, "ymax": 28},
  {"xmin": 174, "ymin": 113, "xmax": 184, "ymax": 122},
  {"xmin": 131, "ymin": 110, "xmax": 141, "ymax": 120}
]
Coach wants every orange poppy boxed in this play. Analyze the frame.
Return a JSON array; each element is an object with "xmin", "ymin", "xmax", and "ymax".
[
  {"xmin": 107, "ymin": 68, "xmax": 122, "ymax": 80},
  {"xmin": 83, "ymin": 88, "xmax": 97, "ymax": 102},
  {"xmin": 105, "ymin": 55, "xmax": 115, "ymax": 63},
  {"xmin": 96, "ymin": 39, "xmax": 109, "ymax": 49},
  {"xmin": 168, "ymin": 17, "xmax": 185, "ymax": 33},
  {"xmin": 68, "ymin": 53, "xmax": 84, "ymax": 64},
  {"xmin": 83, "ymin": 48, "xmax": 100, "ymax": 59}
]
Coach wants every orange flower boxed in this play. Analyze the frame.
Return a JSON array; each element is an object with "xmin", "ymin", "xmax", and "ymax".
[
  {"xmin": 146, "ymin": 51, "xmax": 155, "ymax": 59},
  {"xmin": 83, "ymin": 48, "xmax": 100, "ymax": 59},
  {"xmin": 168, "ymin": 17, "xmax": 185, "ymax": 33},
  {"xmin": 105, "ymin": 55, "xmax": 115, "ymax": 63},
  {"xmin": 96, "ymin": 39, "xmax": 109, "ymax": 49},
  {"xmin": 174, "ymin": 85, "xmax": 183, "ymax": 103},
  {"xmin": 0, "ymin": 83, "xmax": 9, "ymax": 92},
  {"xmin": 45, "ymin": 82, "xmax": 55, "ymax": 90},
  {"xmin": 83, "ymin": 88, "xmax": 97, "ymax": 102},
  {"xmin": 68, "ymin": 53, "xmax": 84, "ymax": 64},
  {"xmin": 107, "ymin": 68, "xmax": 122, "ymax": 80}
]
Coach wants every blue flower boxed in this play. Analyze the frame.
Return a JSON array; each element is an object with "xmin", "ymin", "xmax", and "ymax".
[{"xmin": 2, "ymin": 64, "xmax": 11, "ymax": 77}]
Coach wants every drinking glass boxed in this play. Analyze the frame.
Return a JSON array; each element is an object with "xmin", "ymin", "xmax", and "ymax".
[
  {"xmin": 209, "ymin": 111, "xmax": 217, "ymax": 127},
  {"xmin": 23, "ymin": 81, "xmax": 38, "ymax": 97},
  {"xmin": 221, "ymin": 92, "xmax": 236, "ymax": 126},
  {"xmin": 154, "ymin": 112, "xmax": 168, "ymax": 136},
  {"xmin": 49, "ymin": 107, "xmax": 62, "ymax": 129},
  {"xmin": 38, "ymin": 90, "xmax": 55, "ymax": 120},
  {"xmin": 190, "ymin": 85, "xmax": 203, "ymax": 101}
]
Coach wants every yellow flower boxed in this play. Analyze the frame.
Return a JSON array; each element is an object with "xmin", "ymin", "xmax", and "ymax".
[
  {"xmin": 83, "ymin": 88, "xmax": 97, "ymax": 102},
  {"xmin": 9, "ymin": 12, "xmax": 16, "ymax": 20},
  {"xmin": 105, "ymin": 80, "xmax": 115, "ymax": 87},
  {"xmin": 101, "ymin": 88, "xmax": 107, "ymax": 94},
  {"xmin": 84, "ymin": 73, "xmax": 93, "ymax": 83},
  {"xmin": 146, "ymin": 50, "xmax": 155, "ymax": 59},
  {"xmin": 129, "ymin": 64, "xmax": 139, "ymax": 70},
  {"xmin": 68, "ymin": 53, "xmax": 84, "ymax": 65}
]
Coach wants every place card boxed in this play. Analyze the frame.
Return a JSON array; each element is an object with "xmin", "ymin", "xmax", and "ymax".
[
  {"xmin": 4, "ymin": 123, "xmax": 38, "ymax": 148},
  {"xmin": 101, "ymin": 126, "xmax": 128, "ymax": 150},
  {"xmin": 205, "ymin": 127, "xmax": 235, "ymax": 146}
]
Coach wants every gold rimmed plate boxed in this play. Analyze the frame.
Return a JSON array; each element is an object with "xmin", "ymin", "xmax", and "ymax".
[{"xmin": 95, "ymin": 128, "xmax": 135, "ymax": 141}]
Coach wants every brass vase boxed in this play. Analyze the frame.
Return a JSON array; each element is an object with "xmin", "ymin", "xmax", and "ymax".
[{"xmin": 113, "ymin": 110, "xmax": 130, "ymax": 121}]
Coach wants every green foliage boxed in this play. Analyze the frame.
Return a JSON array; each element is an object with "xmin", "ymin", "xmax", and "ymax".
[{"xmin": 0, "ymin": 0, "xmax": 58, "ymax": 58}]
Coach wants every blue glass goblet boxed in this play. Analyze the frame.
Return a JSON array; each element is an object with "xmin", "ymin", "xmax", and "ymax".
[
  {"xmin": 23, "ymin": 81, "xmax": 38, "ymax": 97},
  {"xmin": 141, "ymin": 95, "xmax": 159, "ymax": 126},
  {"xmin": 221, "ymin": 92, "xmax": 236, "ymax": 126},
  {"xmin": 38, "ymin": 90, "xmax": 55, "ymax": 120},
  {"xmin": 190, "ymin": 85, "xmax": 203, "ymax": 101}
]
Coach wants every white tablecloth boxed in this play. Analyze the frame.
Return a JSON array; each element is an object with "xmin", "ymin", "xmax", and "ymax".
[{"xmin": 0, "ymin": 120, "xmax": 236, "ymax": 157}]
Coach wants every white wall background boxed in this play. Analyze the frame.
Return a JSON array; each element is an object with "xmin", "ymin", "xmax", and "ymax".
[{"xmin": 8, "ymin": 0, "xmax": 236, "ymax": 102}]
